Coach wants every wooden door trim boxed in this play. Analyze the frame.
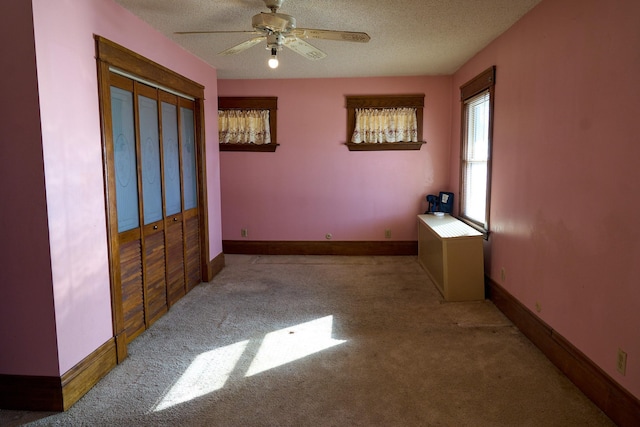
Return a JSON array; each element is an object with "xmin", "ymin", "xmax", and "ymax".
[
  {"xmin": 95, "ymin": 36, "xmax": 210, "ymax": 362},
  {"xmin": 95, "ymin": 36, "xmax": 204, "ymax": 99},
  {"xmin": 96, "ymin": 60, "xmax": 128, "ymax": 362},
  {"xmin": 195, "ymin": 97, "xmax": 212, "ymax": 281}
]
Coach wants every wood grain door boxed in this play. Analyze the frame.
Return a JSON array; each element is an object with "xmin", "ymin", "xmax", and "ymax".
[
  {"xmin": 137, "ymin": 84, "xmax": 168, "ymax": 326},
  {"xmin": 160, "ymin": 94, "xmax": 186, "ymax": 306},
  {"xmin": 110, "ymin": 76, "xmax": 145, "ymax": 343},
  {"xmin": 179, "ymin": 99, "xmax": 201, "ymax": 291}
]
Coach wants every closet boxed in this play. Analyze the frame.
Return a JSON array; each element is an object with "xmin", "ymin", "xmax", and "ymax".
[{"xmin": 109, "ymin": 72, "xmax": 201, "ymax": 343}]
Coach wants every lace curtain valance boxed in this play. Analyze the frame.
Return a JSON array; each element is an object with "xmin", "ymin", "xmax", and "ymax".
[
  {"xmin": 218, "ymin": 109, "xmax": 271, "ymax": 145},
  {"xmin": 351, "ymin": 107, "xmax": 418, "ymax": 144}
]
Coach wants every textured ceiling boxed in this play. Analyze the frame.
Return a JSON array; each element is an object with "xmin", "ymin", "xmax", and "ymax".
[{"xmin": 115, "ymin": 0, "xmax": 541, "ymax": 80}]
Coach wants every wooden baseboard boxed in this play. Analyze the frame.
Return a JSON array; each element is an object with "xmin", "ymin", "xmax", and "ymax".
[
  {"xmin": 207, "ymin": 251, "xmax": 225, "ymax": 281},
  {"xmin": 487, "ymin": 278, "xmax": 640, "ymax": 427},
  {"xmin": 222, "ymin": 240, "xmax": 418, "ymax": 256},
  {"xmin": 61, "ymin": 339, "xmax": 117, "ymax": 410},
  {"xmin": 0, "ymin": 338, "xmax": 117, "ymax": 411}
]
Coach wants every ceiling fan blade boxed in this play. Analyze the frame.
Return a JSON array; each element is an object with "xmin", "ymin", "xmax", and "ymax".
[
  {"xmin": 292, "ymin": 28, "xmax": 370, "ymax": 43},
  {"xmin": 219, "ymin": 36, "xmax": 266, "ymax": 56},
  {"xmin": 175, "ymin": 30, "xmax": 262, "ymax": 35},
  {"xmin": 283, "ymin": 37, "xmax": 327, "ymax": 60}
]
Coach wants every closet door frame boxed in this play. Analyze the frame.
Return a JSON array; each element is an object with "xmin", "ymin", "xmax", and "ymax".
[{"xmin": 95, "ymin": 36, "xmax": 210, "ymax": 362}]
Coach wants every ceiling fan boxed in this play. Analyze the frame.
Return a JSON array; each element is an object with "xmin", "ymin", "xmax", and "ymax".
[{"xmin": 175, "ymin": 0, "xmax": 370, "ymax": 68}]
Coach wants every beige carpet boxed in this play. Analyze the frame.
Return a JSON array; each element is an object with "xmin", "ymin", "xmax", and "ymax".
[{"xmin": 1, "ymin": 255, "xmax": 613, "ymax": 426}]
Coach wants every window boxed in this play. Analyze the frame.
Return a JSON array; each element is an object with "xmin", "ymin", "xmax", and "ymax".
[
  {"xmin": 345, "ymin": 95, "xmax": 425, "ymax": 151},
  {"xmin": 352, "ymin": 107, "xmax": 418, "ymax": 144},
  {"xmin": 219, "ymin": 110, "xmax": 271, "ymax": 144},
  {"xmin": 218, "ymin": 97, "xmax": 278, "ymax": 152},
  {"xmin": 460, "ymin": 66, "xmax": 495, "ymax": 234}
]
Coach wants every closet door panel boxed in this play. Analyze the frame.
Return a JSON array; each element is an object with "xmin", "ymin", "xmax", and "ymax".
[
  {"xmin": 161, "ymin": 96, "xmax": 186, "ymax": 305},
  {"xmin": 119, "ymin": 231, "xmax": 145, "ymax": 343},
  {"xmin": 138, "ymin": 85, "xmax": 167, "ymax": 326},
  {"xmin": 162, "ymin": 102, "xmax": 182, "ymax": 216},
  {"xmin": 180, "ymin": 105, "xmax": 197, "ymax": 210},
  {"xmin": 139, "ymin": 93, "xmax": 163, "ymax": 225},
  {"xmin": 184, "ymin": 209, "xmax": 201, "ymax": 291},
  {"xmin": 144, "ymin": 222, "xmax": 167, "ymax": 324},
  {"xmin": 111, "ymin": 78, "xmax": 144, "ymax": 344},
  {"xmin": 111, "ymin": 86, "xmax": 139, "ymax": 233},
  {"xmin": 180, "ymin": 101, "xmax": 201, "ymax": 290},
  {"xmin": 166, "ymin": 213, "xmax": 185, "ymax": 305}
]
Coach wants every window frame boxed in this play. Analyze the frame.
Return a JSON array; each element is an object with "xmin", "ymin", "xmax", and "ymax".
[
  {"xmin": 345, "ymin": 94, "xmax": 425, "ymax": 151},
  {"xmin": 459, "ymin": 66, "xmax": 495, "ymax": 237},
  {"xmin": 218, "ymin": 97, "xmax": 278, "ymax": 152}
]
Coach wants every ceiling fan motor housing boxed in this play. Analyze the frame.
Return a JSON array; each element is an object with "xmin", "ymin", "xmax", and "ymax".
[
  {"xmin": 266, "ymin": 33, "xmax": 285, "ymax": 50},
  {"xmin": 252, "ymin": 12, "xmax": 296, "ymax": 33}
]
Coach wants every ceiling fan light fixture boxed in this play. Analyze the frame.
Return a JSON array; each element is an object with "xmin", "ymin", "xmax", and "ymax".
[
  {"xmin": 176, "ymin": 0, "xmax": 370, "ymax": 66},
  {"xmin": 268, "ymin": 47, "xmax": 279, "ymax": 69}
]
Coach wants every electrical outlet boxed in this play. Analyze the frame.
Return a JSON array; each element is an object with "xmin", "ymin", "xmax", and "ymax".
[
  {"xmin": 500, "ymin": 268, "xmax": 506, "ymax": 283},
  {"xmin": 241, "ymin": 228, "xmax": 248, "ymax": 238},
  {"xmin": 617, "ymin": 349, "xmax": 627, "ymax": 375},
  {"xmin": 385, "ymin": 229, "xmax": 391, "ymax": 239},
  {"xmin": 325, "ymin": 233, "xmax": 332, "ymax": 240},
  {"xmin": 535, "ymin": 302, "xmax": 542, "ymax": 313}
]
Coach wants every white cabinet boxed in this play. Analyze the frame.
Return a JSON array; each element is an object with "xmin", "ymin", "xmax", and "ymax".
[{"xmin": 417, "ymin": 214, "xmax": 485, "ymax": 301}]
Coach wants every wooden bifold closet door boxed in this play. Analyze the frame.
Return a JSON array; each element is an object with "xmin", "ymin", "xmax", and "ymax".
[{"xmin": 109, "ymin": 72, "xmax": 200, "ymax": 344}]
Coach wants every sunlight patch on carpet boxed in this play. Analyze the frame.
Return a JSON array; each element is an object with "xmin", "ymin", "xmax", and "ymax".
[
  {"xmin": 154, "ymin": 340, "xmax": 249, "ymax": 411},
  {"xmin": 153, "ymin": 316, "xmax": 345, "ymax": 411},
  {"xmin": 246, "ymin": 315, "xmax": 346, "ymax": 377}
]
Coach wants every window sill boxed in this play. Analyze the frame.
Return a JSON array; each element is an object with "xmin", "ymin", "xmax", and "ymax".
[
  {"xmin": 457, "ymin": 216, "xmax": 490, "ymax": 240},
  {"xmin": 345, "ymin": 141, "xmax": 426, "ymax": 151},
  {"xmin": 219, "ymin": 143, "xmax": 279, "ymax": 152}
]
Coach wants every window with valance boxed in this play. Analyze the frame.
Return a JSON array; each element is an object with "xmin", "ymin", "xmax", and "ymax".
[
  {"xmin": 218, "ymin": 97, "xmax": 278, "ymax": 152},
  {"xmin": 345, "ymin": 94, "xmax": 425, "ymax": 151},
  {"xmin": 351, "ymin": 107, "xmax": 418, "ymax": 144},
  {"xmin": 219, "ymin": 109, "xmax": 271, "ymax": 144}
]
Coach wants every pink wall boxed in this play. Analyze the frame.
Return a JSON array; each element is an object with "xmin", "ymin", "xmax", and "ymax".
[
  {"xmin": 218, "ymin": 76, "xmax": 452, "ymax": 241},
  {"xmin": 0, "ymin": 1, "xmax": 59, "ymax": 376},
  {"xmin": 0, "ymin": 0, "xmax": 223, "ymax": 376},
  {"xmin": 450, "ymin": 0, "xmax": 640, "ymax": 397}
]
